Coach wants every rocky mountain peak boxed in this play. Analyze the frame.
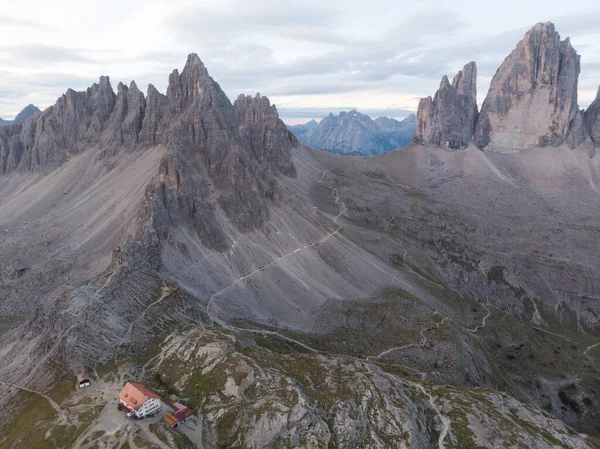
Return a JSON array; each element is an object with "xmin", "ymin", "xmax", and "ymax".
[
  {"xmin": 167, "ymin": 53, "xmax": 217, "ymax": 115},
  {"xmin": 474, "ymin": 21, "xmax": 580, "ymax": 150},
  {"xmin": 453, "ymin": 61, "xmax": 477, "ymax": 100},
  {"xmin": 440, "ymin": 75, "xmax": 451, "ymax": 89},
  {"xmin": 0, "ymin": 104, "xmax": 41, "ymax": 127},
  {"xmin": 89, "ymin": 76, "xmax": 117, "ymax": 123},
  {"xmin": 13, "ymin": 104, "xmax": 41, "ymax": 124},
  {"xmin": 184, "ymin": 52, "xmax": 208, "ymax": 73},
  {"xmin": 585, "ymin": 85, "xmax": 600, "ymax": 145},
  {"xmin": 233, "ymin": 92, "xmax": 297, "ymax": 177},
  {"xmin": 414, "ymin": 22, "xmax": 594, "ymax": 151},
  {"xmin": 0, "ymin": 54, "xmax": 296, "ymax": 183},
  {"xmin": 414, "ymin": 61, "xmax": 478, "ymax": 149}
]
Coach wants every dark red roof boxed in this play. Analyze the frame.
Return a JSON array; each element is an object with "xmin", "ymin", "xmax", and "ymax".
[{"xmin": 174, "ymin": 406, "xmax": 193, "ymax": 421}]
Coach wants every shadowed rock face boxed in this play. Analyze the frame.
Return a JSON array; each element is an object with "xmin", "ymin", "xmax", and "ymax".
[
  {"xmin": 585, "ymin": 87, "xmax": 600, "ymax": 145},
  {"xmin": 414, "ymin": 62, "xmax": 478, "ymax": 149},
  {"xmin": 104, "ymin": 81, "xmax": 146, "ymax": 148},
  {"xmin": 234, "ymin": 93, "xmax": 297, "ymax": 177},
  {"xmin": 0, "ymin": 78, "xmax": 117, "ymax": 172},
  {"xmin": 0, "ymin": 53, "xmax": 297, "ymax": 248},
  {"xmin": 474, "ymin": 22, "xmax": 580, "ymax": 151},
  {"xmin": 152, "ymin": 55, "xmax": 297, "ymax": 243}
]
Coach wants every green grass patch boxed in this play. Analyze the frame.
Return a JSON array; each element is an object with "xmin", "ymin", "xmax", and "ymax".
[
  {"xmin": 0, "ymin": 391, "xmax": 57, "ymax": 449},
  {"xmin": 48, "ymin": 378, "xmax": 76, "ymax": 404}
]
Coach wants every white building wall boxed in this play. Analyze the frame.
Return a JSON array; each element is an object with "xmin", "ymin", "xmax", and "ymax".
[{"xmin": 135, "ymin": 397, "xmax": 161, "ymax": 418}]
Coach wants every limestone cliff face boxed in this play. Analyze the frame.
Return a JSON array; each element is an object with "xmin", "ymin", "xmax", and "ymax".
[
  {"xmin": 414, "ymin": 62, "xmax": 478, "ymax": 149},
  {"xmin": 234, "ymin": 93, "xmax": 297, "ymax": 177},
  {"xmin": 474, "ymin": 22, "xmax": 580, "ymax": 151},
  {"xmin": 150, "ymin": 55, "xmax": 299, "ymax": 246},
  {"xmin": 0, "ymin": 77, "xmax": 118, "ymax": 172},
  {"xmin": 0, "ymin": 53, "xmax": 298, "ymax": 247},
  {"xmin": 585, "ymin": 87, "xmax": 600, "ymax": 145},
  {"xmin": 104, "ymin": 81, "xmax": 146, "ymax": 148}
]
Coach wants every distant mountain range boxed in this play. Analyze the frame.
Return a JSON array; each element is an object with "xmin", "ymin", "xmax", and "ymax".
[
  {"xmin": 0, "ymin": 104, "xmax": 41, "ymax": 127},
  {"xmin": 288, "ymin": 110, "xmax": 416, "ymax": 156},
  {"xmin": 287, "ymin": 119, "xmax": 318, "ymax": 137}
]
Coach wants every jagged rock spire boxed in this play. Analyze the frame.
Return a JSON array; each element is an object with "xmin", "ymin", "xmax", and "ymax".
[
  {"xmin": 474, "ymin": 22, "xmax": 580, "ymax": 151},
  {"xmin": 167, "ymin": 53, "xmax": 217, "ymax": 115},
  {"xmin": 414, "ymin": 61, "xmax": 478, "ymax": 149}
]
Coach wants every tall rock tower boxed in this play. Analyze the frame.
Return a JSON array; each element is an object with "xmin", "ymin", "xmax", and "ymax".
[
  {"xmin": 474, "ymin": 22, "xmax": 581, "ymax": 151},
  {"xmin": 414, "ymin": 61, "xmax": 478, "ymax": 149}
]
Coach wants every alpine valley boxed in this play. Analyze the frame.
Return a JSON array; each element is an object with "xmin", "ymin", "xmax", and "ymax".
[{"xmin": 0, "ymin": 22, "xmax": 599, "ymax": 449}]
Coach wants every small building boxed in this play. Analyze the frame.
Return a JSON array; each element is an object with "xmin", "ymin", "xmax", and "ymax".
[
  {"xmin": 163, "ymin": 402, "xmax": 193, "ymax": 429},
  {"xmin": 77, "ymin": 374, "xmax": 90, "ymax": 388},
  {"xmin": 118, "ymin": 382, "xmax": 162, "ymax": 419}
]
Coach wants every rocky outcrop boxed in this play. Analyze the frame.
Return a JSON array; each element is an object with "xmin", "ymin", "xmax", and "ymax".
[
  {"xmin": 414, "ymin": 62, "xmax": 478, "ymax": 149},
  {"xmin": 0, "ymin": 104, "xmax": 41, "ymax": 127},
  {"xmin": 474, "ymin": 22, "xmax": 580, "ymax": 151},
  {"xmin": 0, "ymin": 78, "xmax": 119, "ymax": 172},
  {"xmin": 585, "ymin": 86, "xmax": 600, "ymax": 145},
  {"xmin": 103, "ymin": 81, "xmax": 146, "ymax": 148},
  {"xmin": 234, "ymin": 93, "xmax": 297, "ymax": 176},
  {"xmin": 293, "ymin": 110, "xmax": 416, "ymax": 156},
  {"xmin": 566, "ymin": 110, "xmax": 588, "ymax": 149}
]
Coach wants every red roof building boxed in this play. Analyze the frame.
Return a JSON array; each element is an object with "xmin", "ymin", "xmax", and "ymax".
[
  {"xmin": 163, "ymin": 402, "xmax": 193, "ymax": 428},
  {"xmin": 119, "ymin": 382, "xmax": 162, "ymax": 418}
]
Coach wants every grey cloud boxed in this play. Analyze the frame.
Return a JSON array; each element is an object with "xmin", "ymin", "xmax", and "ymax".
[
  {"xmin": 165, "ymin": 0, "xmax": 341, "ymax": 45},
  {"xmin": 552, "ymin": 10, "xmax": 600, "ymax": 38},
  {"xmin": 276, "ymin": 26, "xmax": 351, "ymax": 46},
  {"xmin": 384, "ymin": 9, "xmax": 468, "ymax": 39},
  {"xmin": 267, "ymin": 82, "xmax": 369, "ymax": 96},
  {"xmin": 0, "ymin": 44, "xmax": 93, "ymax": 65}
]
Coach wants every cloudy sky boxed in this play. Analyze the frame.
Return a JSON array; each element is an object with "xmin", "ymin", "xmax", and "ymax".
[{"xmin": 1, "ymin": 0, "xmax": 599, "ymax": 124}]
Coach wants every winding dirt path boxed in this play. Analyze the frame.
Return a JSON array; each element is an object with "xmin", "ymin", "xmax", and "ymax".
[
  {"xmin": 402, "ymin": 250, "xmax": 446, "ymax": 289},
  {"xmin": 584, "ymin": 342, "xmax": 600, "ymax": 357},
  {"xmin": 367, "ymin": 315, "xmax": 448, "ymax": 361},
  {"xmin": 204, "ymin": 169, "xmax": 347, "ymax": 351},
  {"xmin": 467, "ymin": 303, "xmax": 491, "ymax": 334},
  {"xmin": 0, "ymin": 380, "xmax": 61, "ymax": 412},
  {"xmin": 405, "ymin": 380, "xmax": 450, "ymax": 449}
]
